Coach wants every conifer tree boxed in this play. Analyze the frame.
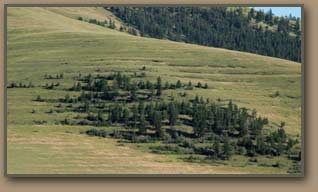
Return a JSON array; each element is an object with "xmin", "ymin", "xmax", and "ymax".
[
  {"xmin": 139, "ymin": 112, "xmax": 147, "ymax": 134},
  {"xmin": 123, "ymin": 108, "xmax": 131, "ymax": 126},
  {"xmin": 154, "ymin": 111, "xmax": 163, "ymax": 137},
  {"xmin": 222, "ymin": 135, "xmax": 233, "ymax": 160},
  {"xmin": 212, "ymin": 137, "xmax": 221, "ymax": 159},
  {"xmin": 168, "ymin": 102, "xmax": 178, "ymax": 126},
  {"xmin": 131, "ymin": 104, "xmax": 138, "ymax": 127},
  {"xmin": 156, "ymin": 76, "xmax": 162, "ymax": 96},
  {"xmin": 176, "ymin": 80, "xmax": 182, "ymax": 88}
]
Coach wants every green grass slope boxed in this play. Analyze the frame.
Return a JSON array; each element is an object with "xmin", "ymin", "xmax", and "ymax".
[{"xmin": 7, "ymin": 7, "xmax": 301, "ymax": 174}]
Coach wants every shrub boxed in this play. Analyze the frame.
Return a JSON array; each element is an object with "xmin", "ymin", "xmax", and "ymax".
[
  {"xmin": 78, "ymin": 119, "xmax": 91, "ymax": 125},
  {"xmin": 272, "ymin": 161, "xmax": 281, "ymax": 168},
  {"xmin": 249, "ymin": 158, "xmax": 258, "ymax": 163},
  {"xmin": 35, "ymin": 95, "xmax": 44, "ymax": 102},
  {"xmin": 270, "ymin": 91, "xmax": 280, "ymax": 98},
  {"xmin": 150, "ymin": 145, "xmax": 187, "ymax": 154},
  {"xmin": 88, "ymin": 19, "xmax": 97, "ymax": 24},
  {"xmin": 179, "ymin": 137, "xmax": 194, "ymax": 148},
  {"xmin": 112, "ymin": 130, "xmax": 124, "ymax": 139},
  {"xmin": 132, "ymin": 135, "xmax": 153, "ymax": 143},
  {"xmin": 34, "ymin": 120, "xmax": 47, "ymax": 124},
  {"xmin": 237, "ymin": 147, "xmax": 247, "ymax": 155},
  {"xmin": 162, "ymin": 132, "xmax": 174, "ymax": 144},
  {"xmin": 86, "ymin": 129, "xmax": 108, "ymax": 138}
]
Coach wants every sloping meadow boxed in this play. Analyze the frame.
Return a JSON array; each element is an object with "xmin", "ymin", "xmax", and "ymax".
[{"xmin": 6, "ymin": 7, "xmax": 301, "ymax": 175}]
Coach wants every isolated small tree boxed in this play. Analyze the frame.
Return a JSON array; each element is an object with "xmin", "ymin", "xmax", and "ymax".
[
  {"xmin": 35, "ymin": 95, "xmax": 43, "ymax": 102},
  {"xmin": 109, "ymin": 19, "xmax": 116, "ymax": 29},
  {"xmin": 279, "ymin": 121, "xmax": 286, "ymax": 129},
  {"xmin": 176, "ymin": 80, "xmax": 182, "ymax": 88},
  {"xmin": 156, "ymin": 76, "xmax": 162, "ymax": 96},
  {"xmin": 28, "ymin": 81, "xmax": 34, "ymax": 88},
  {"xmin": 185, "ymin": 81, "xmax": 193, "ymax": 90},
  {"xmin": 164, "ymin": 82, "xmax": 170, "ymax": 89}
]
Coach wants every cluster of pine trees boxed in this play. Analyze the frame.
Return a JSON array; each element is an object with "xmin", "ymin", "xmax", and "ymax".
[
  {"xmin": 39, "ymin": 71, "xmax": 300, "ymax": 160},
  {"xmin": 108, "ymin": 7, "xmax": 301, "ymax": 62},
  {"xmin": 68, "ymin": 72, "xmax": 207, "ymax": 101},
  {"xmin": 7, "ymin": 81, "xmax": 34, "ymax": 88},
  {"xmin": 85, "ymin": 96, "xmax": 297, "ymax": 159},
  {"xmin": 44, "ymin": 73, "xmax": 63, "ymax": 79},
  {"xmin": 77, "ymin": 16, "xmax": 116, "ymax": 29},
  {"xmin": 77, "ymin": 16, "xmax": 138, "ymax": 35}
]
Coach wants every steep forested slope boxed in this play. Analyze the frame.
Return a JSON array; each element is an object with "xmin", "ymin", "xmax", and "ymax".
[{"xmin": 108, "ymin": 7, "xmax": 301, "ymax": 62}]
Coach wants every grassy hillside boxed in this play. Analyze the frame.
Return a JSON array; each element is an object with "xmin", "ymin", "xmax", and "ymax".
[{"xmin": 7, "ymin": 7, "xmax": 301, "ymax": 175}]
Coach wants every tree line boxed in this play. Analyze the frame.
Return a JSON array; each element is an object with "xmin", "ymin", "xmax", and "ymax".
[{"xmin": 31, "ymin": 71, "xmax": 300, "ymax": 161}]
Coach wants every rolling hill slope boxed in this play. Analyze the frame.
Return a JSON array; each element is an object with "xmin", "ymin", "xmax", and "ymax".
[{"xmin": 6, "ymin": 7, "xmax": 301, "ymax": 174}]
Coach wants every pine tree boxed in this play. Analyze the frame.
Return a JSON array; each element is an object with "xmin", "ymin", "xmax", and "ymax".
[
  {"xmin": 168, "ymin": 102, "xmax": 178, "ymax": 126},
  {"xmin": 156, "ymin": 76, "xmax": 162, "ymax": 96},
  {"xmin": 192, "ymin": 104, "xmax": 207, "ymax": 137},
  {"xmin": 131, "ymin": 83, "xmax": 138, "ymax": 101},
  {"xmin": 123, "ymin": 108, "xmax": 131, "ymax": 126},
  {"xmin": 35, "ymin": 95, "xmax": 43, "ymax": 102},
  {"xmin": 139, "ymin": 112, "xmax": 147, "ymax": 134},
  {"xmin": 222, "ymin": 135, "xmax": 233, "ymax": 160},
  {"xmin": 84, "ymin": 101, "xmax": 90, "ymax": 113},
  {"xmin": 138, "ymin": 101, "xmax": 145, "ymax": 114},
  {"xmin": 212, "ymin": 137, "xmax": 221, "ymax": 159},
  {"xmin": 131, "ymin": 104, "xmax": 138, "ymax": 127},
  {"xmin": 153, "ymin": 111, "xmax": 163, "ymax": 137},
  {"xmin": 188, "ymin": 81, "xmax": 192, "ymax": 88},
  {"xmin": 176, "ymin": 80, "xmax": 182, "ymax": 88},
  {"xmin": 164, "ymin": 82, "xmax": 170, "ymax": 89}
]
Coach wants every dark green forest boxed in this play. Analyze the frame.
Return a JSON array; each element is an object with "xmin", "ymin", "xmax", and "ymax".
[{"xmin": 107, "ymin": 7, "xmax": 301, "ymax": 62}]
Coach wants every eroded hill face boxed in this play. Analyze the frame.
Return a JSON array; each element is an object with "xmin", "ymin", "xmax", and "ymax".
[{"xmin": 6, "ymin": 7, "xmax": 302, "ymax": 174}]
